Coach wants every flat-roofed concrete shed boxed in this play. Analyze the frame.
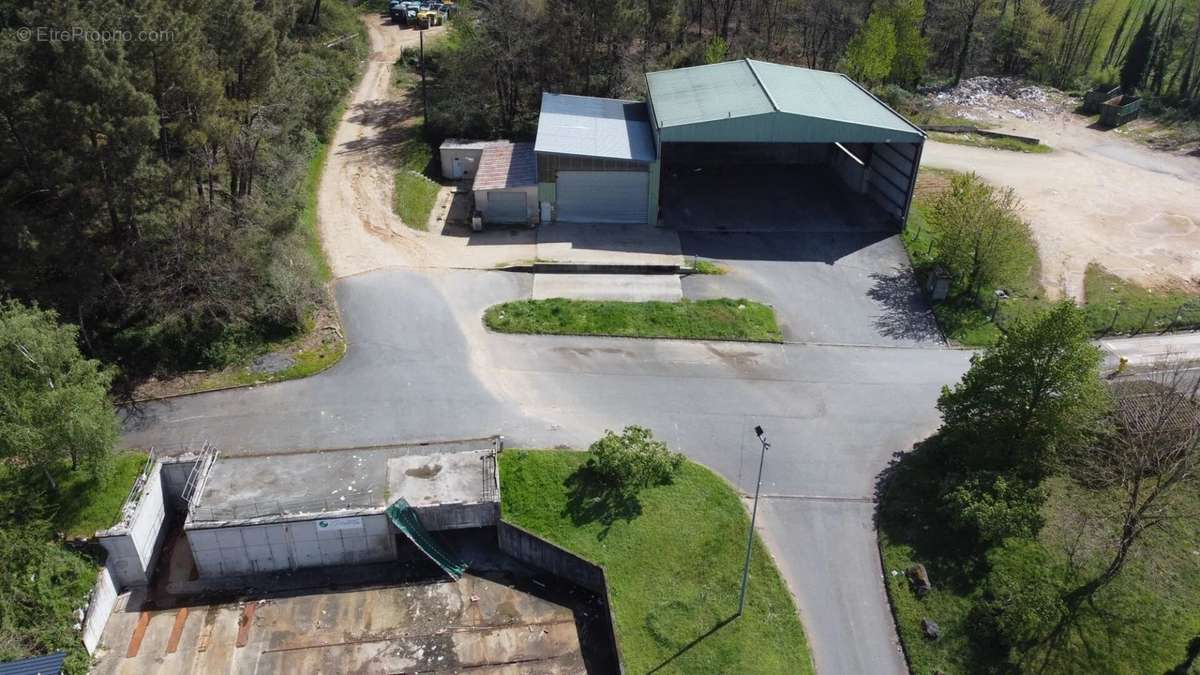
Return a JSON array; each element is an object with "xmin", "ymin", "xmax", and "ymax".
[{"xmin": 535, "ymin": 59, "xmax": 925, "ymax": 228}]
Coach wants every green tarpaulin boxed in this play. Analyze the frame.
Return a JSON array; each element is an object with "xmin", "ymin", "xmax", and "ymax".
[{"xmin": 385, "ymin": 498, "xmax": 467, "ymax": 579}]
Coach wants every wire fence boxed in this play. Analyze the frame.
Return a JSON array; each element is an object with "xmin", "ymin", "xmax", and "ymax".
[{"xmin": 975, "ymin": 291, "xmax": 1200, "ymax": 338}]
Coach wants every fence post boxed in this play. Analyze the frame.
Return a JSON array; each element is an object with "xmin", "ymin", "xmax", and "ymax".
[
  {"xmin": 1137, "ymin": 308, "xmax": 1152, "ymax": 335},
  {"xmin": 1164, "ymin": 306, "xmax": 1182, "ymax": 334},
  {"xmin": 1108, "ymin": 308, "xmax": 1119, "ymax": 335}
]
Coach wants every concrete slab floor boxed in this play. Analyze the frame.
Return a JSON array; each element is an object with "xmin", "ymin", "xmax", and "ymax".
[
  {"xmin": 537, "ymin": 222, "xmax": 683, "ymax": 267},
  {"xmin": 93, "ymin": 572, "xmax": 591, "ymax": 675},
  {"xmin": 532, "ymin": 274, "xmax": 684, "ymax": 302}
]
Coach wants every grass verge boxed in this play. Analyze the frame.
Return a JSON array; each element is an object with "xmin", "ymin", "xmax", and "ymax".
[
  {"xmin": 879, "ymin": 447, "xmax": 1200, "ymax": 674},
  {"xmin": 195, "ymin": 334, "xmax": 346, "ymax": 391},
  {"xmin": 393, "ymin": 170, "xmax": 440, "ymax": 231},
  {"xmin": 500, "ymin": 450, "xmax": 813, "ymax": 675},
  {"xmin": 299, "ymin": 129, "xmax": 337, "ymax": 283},
  {"xmin": 1082, "ymin": 263, "xmax": 1200, "ymax": 335},
  {"xmin": 929, "ymin": 131, "xmax": 1052, "ymax": 154},
  {"xmin": 484, "ymin": 298, "xmax": 782, "ymax": 342},
  {"xmin": 690, "ymin": 259, "xmax": 728, "ymax": 275}
]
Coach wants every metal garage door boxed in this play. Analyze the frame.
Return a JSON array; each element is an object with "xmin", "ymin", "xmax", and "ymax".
[
  {"xmin": 487, "ymin": 191, "xmax": 527, "ymax": 224},
  {"xmin": 556, "ymin": 171, "xmax": 648, "ymax": 223}
]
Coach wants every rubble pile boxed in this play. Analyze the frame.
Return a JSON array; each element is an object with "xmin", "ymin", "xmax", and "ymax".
[{"xmin": 928, "ymin": 76, "xmax": 1073, "ymax": 121}]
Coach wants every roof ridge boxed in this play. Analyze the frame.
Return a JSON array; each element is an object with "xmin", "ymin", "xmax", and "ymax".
[{"xmin": 744, "ymin": 58, "xmax": 779, "ymax": 113}]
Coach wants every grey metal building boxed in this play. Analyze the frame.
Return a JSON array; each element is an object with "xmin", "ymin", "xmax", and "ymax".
[
  {"xmin": 534, "ymin": 93, "xmax": 657, "ymax": 224},
  {"xmin": 534, "ymin": 59, "xmax": 925, "ymax": 227}
]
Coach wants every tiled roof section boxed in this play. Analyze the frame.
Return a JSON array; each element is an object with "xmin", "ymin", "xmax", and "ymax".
[{"xmin": 473, "ymin": 142, "xmax": 537, "ymax": 191}]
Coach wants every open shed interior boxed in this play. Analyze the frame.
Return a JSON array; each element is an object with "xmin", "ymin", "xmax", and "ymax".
[{"xmin": 647, "ymin": 59, "xmax": 925, "ymax": 230}]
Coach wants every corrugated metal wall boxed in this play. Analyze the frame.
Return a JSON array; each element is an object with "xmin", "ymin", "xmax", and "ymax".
[
  {"xmin": 865, "ymin": 142, "xmax": 921, "ymax": 223},
  {"xmin": 662, "ymin": 141, "xmax": 829, "ymax": 166},
  {"xmin": 537, "ymin": 153, "xmax": 648, "ymax": 182}
]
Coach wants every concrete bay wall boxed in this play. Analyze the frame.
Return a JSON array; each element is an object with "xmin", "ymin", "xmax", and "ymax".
[
  {"xmin": 97, "ymin": 461, "xmax": 168, "ymax": 588},
  {"xmin": 416, "ymin": 501, "xmax": 499, "ymax": 531},
  {"xmin": 497, "ymin": 521, "xmax": 625, "ymax": 673},
  {"xmin": 497, "ymin": 521, "xmax": 606, "ymax": 594},
  {"xmin": 81, "ymin": 566, "xmax": 117, "ymax": 654},
  {"xmin": 186, "ymin": 513, "xmax": 397, "ymax": 577}
]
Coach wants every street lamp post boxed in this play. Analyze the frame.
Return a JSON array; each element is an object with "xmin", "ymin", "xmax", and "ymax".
[{"xmin": 737, "ymin": 425, "xmax": 770, "ymax": 617}]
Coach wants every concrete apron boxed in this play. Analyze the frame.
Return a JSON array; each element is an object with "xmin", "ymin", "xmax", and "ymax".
[{"xmin": 532, "ymin": 273, "xmax": 684, "ymax": 302}]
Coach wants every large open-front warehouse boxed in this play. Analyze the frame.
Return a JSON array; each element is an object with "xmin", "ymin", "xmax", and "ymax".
[{"xmin": 530, "ymin": 58, "xmax": 926, "ymax": 229}]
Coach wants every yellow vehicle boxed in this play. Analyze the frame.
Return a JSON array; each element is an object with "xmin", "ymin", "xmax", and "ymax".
[{"xmin": 416, "ymin": 9, "xmax": 443, "ymax": 29}]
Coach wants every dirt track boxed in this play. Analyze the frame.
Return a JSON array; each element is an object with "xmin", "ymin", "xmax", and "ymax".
[
  {"xmin": 316, "ymin": 16, "xmax": 535, "ymax": 278},
  {"xmin": 922, "ymin": 114, "xmax": 1200, "ymax": 299}
]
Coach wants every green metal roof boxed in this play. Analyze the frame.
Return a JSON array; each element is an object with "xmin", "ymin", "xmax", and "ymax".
[{"xmin": 645, "ymin": 59, "xmax": 924, "ymax": 143}]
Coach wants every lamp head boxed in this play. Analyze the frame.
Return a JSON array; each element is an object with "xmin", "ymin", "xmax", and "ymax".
[{"xmin": 754, "ymin": 425, "xmax": 765, "ymax": 441}]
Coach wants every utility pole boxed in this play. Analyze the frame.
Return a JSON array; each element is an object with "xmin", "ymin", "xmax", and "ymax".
[
  {"xmin": 419, "ymin": 29, "xmax": 429, "ymax": 125},
  {"xmin": 737, "ymin": 425, "xmax": 770, "ymax": 617}
]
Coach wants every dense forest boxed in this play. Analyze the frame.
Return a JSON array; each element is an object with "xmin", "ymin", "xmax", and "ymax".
[
  {"xmin": 427, "ymin": 0, "xmax": 1200, "ymax": 138},
  {"xmin": 0, "ymin": 0, "xmax": 365, "ymax": 387}
]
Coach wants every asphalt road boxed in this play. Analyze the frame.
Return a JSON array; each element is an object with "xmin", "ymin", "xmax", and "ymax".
[{"xmin": 123, "ymin": 265, "xmax": 972, "ymax": 674}]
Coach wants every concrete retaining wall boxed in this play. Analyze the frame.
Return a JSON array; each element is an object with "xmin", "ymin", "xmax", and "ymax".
[
  {"xmin": 416, "ymin": 501, "xmax": 499, "ymax": 531},
  {"xmin": 187, "ymin": 513, "xmax": 397, "ymax": 577},
  {"xmin": 81, "ymin": 566, "xmax": 117, "ymax": 654},
  {"xmin": 159, "ymin": 459, "xmax": 197, "ymax": 513},
  {"xmin": 497, "ymin": 521, "xmax": 605, "ymax": 595},
  {"xmin": 498, "ymin": 521, "xmax": 624, "ymax": 673},
  {"xmin": 97, "ymin": 461, "xmax": 168, "ymax": 588}
]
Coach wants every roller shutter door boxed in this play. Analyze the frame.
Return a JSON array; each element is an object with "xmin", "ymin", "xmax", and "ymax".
[
  {"xmin": 486, "ymin": 191, "xmax": 527, "ymax": 224},
  {"xmin": 556, "ymin": 171, "xmax": 648, "ymax": 223}
]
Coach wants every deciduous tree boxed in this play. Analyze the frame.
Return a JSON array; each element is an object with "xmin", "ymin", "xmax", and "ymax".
[
  {"xmin": 929, "ymin": 172, "xmax": 1037, "ymax": 297},
  {"xmin": 937, "ymin": 301, "xmax": 1108, "ymax": 479},
  {"xmin": 0, "ymin": 301, "xmax": 118, "ymax": 485},
  {"xmin": 843, "ymin": 13, "xmax": 898, "ymax": 84}
]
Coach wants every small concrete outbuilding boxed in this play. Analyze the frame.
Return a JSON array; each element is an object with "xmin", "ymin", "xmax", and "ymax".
[
  {"xmin": 472, "ymin": 141, "xmax": 539, "ymax": 227},
  {"xmin": 438, "ymin": 138, "xmax": 496, "ymax": 180}
]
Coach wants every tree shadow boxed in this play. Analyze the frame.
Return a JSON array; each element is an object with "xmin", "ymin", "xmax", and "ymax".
[
  {"xmin": 873, "ymin": 435, "xmax": 989, "ymax": 595},
  {"xmin": 561, "ymin": 466, "xmax": 642, "ymax": 540},
  {"xmin": 1164, "ymin": 636, "xmax": 1200, "ymax": 675},
  {"xmin": 646, "ymin": 614, "xmax": 737, "ymax": 674},
  {"xmin": 867, "ymin": 267, "xmax": 944, "ymax": 343}
]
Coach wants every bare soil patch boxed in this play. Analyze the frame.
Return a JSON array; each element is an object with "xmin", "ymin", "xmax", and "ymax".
[{"xmin": 921, "ymin": 78, "xmax": 1200, "ymax": 299}]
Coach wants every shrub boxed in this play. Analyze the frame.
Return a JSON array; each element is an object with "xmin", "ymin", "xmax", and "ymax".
[
  {"xmin": 972, "ymin": 538, "xmax": 1067, "ymax": 660},
  {"xmin": 941, "ymin": 473, "xmax": 1046, "ymax": 545},
  {"xmin": 587, "ymin": 426, "xmax": 684, "ymax": 493}
]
